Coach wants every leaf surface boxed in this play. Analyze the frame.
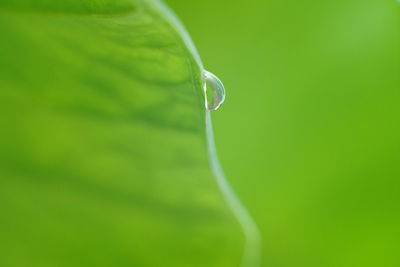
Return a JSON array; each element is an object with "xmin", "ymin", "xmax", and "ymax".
[{"xmin": 0, "ymin": 0, "xmax": 243, "ymax": 266}]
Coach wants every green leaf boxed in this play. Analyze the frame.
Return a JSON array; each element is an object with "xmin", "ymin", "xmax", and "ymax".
[{"xmin": 0, "ymin": 0, "xmax": 244, "ymax": 266}]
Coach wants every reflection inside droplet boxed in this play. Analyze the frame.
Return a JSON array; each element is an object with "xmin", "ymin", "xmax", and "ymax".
[{"xmin": 203, "ymin": 70, "xmax": 226, "ymax": 111}]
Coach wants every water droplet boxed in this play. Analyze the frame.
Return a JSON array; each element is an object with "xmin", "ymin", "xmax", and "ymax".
[{"xmin": 203, "ymin": 70, "xmax": 226, "ymax": 111}]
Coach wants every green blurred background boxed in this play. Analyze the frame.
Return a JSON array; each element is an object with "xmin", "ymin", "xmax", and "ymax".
[{"xmin": 168, "ymin": 0, "xmax": 400, "ymax": 266}]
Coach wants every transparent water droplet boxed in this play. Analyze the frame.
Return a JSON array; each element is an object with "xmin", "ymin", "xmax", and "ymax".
[{"xmin": 203, "ymin": 70, "xmax": 226, "ymax": 111}]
